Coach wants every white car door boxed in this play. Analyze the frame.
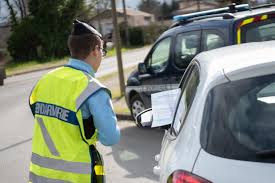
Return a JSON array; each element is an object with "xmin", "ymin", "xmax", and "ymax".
[{"xmin": 155, "ymin": 63, "xmax": 201, "ymax": 182}]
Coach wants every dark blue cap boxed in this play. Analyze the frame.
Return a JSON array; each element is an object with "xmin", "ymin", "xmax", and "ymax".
[{"xmin": 71, "ymin": 19, "xmax": 102, "ymax": 38}]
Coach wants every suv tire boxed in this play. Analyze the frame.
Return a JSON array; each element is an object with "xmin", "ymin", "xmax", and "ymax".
[{"xmin": 130, "ymin": 94, "xmax": 146, "ymax": 121}]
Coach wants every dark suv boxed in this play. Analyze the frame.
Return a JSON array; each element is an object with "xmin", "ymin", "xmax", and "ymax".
[{"xmin": 125, "ymin": 3, "xmax": 275, "ymax": 119}]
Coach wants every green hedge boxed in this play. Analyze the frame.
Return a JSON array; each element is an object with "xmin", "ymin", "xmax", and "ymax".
[
  {"xmin": 7, "ymin": 0, "xmax": 84, "ymax": 63},
  {"xmin": 142, "ymin": 24, "xmax": 169, "ymax": 45},
  {"xmin": 7, "ymin": 18, "xmax": 40, "ymax": 61},
  {"xmin": 120, "ymin": 24, "xmax": 169, "ymax": 46}
]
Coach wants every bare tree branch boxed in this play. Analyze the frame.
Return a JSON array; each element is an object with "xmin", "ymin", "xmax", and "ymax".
[
  {"xmin": 3, "ymin": 0, "xmax": 17, "ymax": 25},
  {"xmin": 13, "ymin": 0, "xmax": 24, "ymax": 19},
  {"xmin": 21, "ymin": 0, "xmax": 27, "ymax": 17}
]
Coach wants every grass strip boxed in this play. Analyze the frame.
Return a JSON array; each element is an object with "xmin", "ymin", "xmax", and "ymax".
[
  {"xmin": 6, "ymin": 57, "xmax": 68, "ymax": 76},
  {"xmin": 6, "ymin": 46, "xmax": 143, "ymax": 76}
]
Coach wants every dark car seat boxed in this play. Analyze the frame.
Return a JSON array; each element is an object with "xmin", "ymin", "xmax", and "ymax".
[
  {"xmin": 245, "ymin": 28, "xmax": 262, "ymax": 42},
  {"xmin": 228, "ymin": 93, "xmax": 261, "ymax": 151}
]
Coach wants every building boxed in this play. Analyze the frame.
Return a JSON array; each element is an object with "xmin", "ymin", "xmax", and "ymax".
[
  {"xmin": 173, "ymin": 0, "xmax": 222, "ymax": 15},
  {"xmin": 89, "ymin": 8, "xmax": 155, "ymax": 36}
]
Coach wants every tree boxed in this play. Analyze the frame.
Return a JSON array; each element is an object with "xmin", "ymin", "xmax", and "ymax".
[
  {"xmin": 3, "ymin": 0, "xmax": 18, "ymax": 25},
  {"xmin": 96, "ymin": 0, "xmax": 111, "ymax": 10},
  {"xmin": 3, "ymin": 0, "xmax": 28, "ymax": 25},
  {"xmin": 171, "ymin": 0, "xmax": 179, "ymax": 11},
  {"xmin": 161, "ymin": 2, "xmax": 171, "ymax": 19},
  {"xmin": 13, "ymin": 0, "xmax": 27, "ymax": 19},
  {"xmin": 138, "ymin": 0, "xmax": 161, "ymax": 18},
  {"xmin": 29, "ymin": 0, "xmax": 86, "ymax": 58},
  {"xmin": 160, "ymin": 0, "xmax": 179, "ymax": 20},
  {"xmin": 8, "ymin": 0, "xmax": 87, "ymax": 61}
]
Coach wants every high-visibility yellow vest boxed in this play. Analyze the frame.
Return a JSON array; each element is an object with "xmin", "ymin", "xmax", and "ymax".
[{"xmin": 29, "ymin": 66, "xmax": 110, "ymax": 183}]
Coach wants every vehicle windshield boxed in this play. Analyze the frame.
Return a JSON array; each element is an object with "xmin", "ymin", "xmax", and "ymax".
[{"xmin": 201, "ymin": 73, "xmax": 275, "ymax": 163}]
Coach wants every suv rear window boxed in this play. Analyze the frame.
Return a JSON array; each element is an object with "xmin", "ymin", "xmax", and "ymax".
[
  {"xmin": 201, "ymin": 74, "xmax": 275, "ymax": 163},
  {"xmin": 242, "ymin": 18, "xmax": 275, "ymax": 42}
]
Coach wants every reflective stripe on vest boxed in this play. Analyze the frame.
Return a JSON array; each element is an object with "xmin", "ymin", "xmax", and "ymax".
[
  {"xmin": 31, "ymin": 153, "xmax": 92, "ymax": 174},
  {"xmin": 29, "ymin": 172, "xmax": 71, "ymax": 183},
  {"xmin": 76, "ymin": 72, "xmax": 111, "ymax": 110},
  {"xmin": 76, "ymin": 81, "xmax": 102, "ymax": 110},
  {"xmin": 37, "ymin": 117, "xmax": 60, "ymax": 157}
]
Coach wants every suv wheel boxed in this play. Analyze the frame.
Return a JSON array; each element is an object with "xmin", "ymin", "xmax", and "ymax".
[{"xmin": 130, "ymin": 94, "xmax": 145, "ymax": 120}]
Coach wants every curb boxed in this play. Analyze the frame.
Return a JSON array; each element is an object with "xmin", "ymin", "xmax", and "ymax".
[{"xmin": 7, "ymin": 64, "xmax": 64, "ymax": 78}]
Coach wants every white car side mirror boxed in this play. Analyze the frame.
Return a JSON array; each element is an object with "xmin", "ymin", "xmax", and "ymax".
[{"xmin": 135, "ymin": 108, "xmax": 153, "ymax": 128}]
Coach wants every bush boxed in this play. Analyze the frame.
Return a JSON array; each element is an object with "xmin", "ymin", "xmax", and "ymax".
[
  {"xmin": 7, "ymin": 18, "xmax": 40, "ymax": 62},
  {"xmin": 120, "ymin": 23, "xmax": 169, "ymax": 46},
  {"xmin": 129, "ymin": 27, "xmax": 144, "ymax": 46},
  {"xmin": 7, "ymin": 0, "xmax": 85, "ymax": 63},
  {"xmin": 142, "ymin": 24, "xmax": 169, "ymax": 44}
]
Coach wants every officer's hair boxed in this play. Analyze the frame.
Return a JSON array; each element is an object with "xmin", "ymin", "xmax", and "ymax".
[{"xmin": 67, "ymin": 34, "xmax": 101, "ymax": 60}]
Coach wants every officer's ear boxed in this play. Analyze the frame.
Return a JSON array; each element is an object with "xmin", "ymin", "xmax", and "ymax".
[
  {"xmin": 93, "ymin": 45, "xmax": 101, "ymax": 58},
  {"xmin": 90, "ymin": 46, "xmax": 96, "ymax": 57},
  {"xmin": 84, "ymin": 47, "xmax": 96, "ymax": 61}
]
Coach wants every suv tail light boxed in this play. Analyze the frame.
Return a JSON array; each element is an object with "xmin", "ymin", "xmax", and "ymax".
[{"xmin": 167, "ymin": 170, "xmax": 212, "ymax": 183}]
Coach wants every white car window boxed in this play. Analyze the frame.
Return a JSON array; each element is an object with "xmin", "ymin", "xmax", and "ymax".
[
  {"xmin": 257, "ymin": 82, "xmax": 275, "ymax": 103},
  {"xmin": 172, "ymin": 64, "xmax": 200, "ymax": 134},
  {"xmin": 201, "ymin": 73, "xmax": 275, "ymax": 163}
]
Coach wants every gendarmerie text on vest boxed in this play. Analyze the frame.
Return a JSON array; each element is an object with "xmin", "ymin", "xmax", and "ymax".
[{"xmin": 35, "ymin": 102, "xmax": 70, "ymax": 121}]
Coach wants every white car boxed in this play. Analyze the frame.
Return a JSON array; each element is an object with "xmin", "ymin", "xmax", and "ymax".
[{"xmin": 137, "ymin": 41, "xmax": 275, "ymax": 183}]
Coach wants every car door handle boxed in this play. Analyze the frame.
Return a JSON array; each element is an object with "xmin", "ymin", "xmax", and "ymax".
[
  {"xmin": 166, "ymin": 131, "xmax": 176, "ymax": 141},
  {"xmin": 138, "ymin": 74, "xmax": 151, "ymax": 80},
  {"xmin": 155, "ymin": 154, "xmax": 160, "ymax": 162}
]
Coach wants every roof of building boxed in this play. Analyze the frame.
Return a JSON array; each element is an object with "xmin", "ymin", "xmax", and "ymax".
[
  {"xmin": 90, "ymin": 8, "xmax": 153, "ymax": 21},
  {"xmin": 116, "ymin": 8, "xmax": 153, "ymax": 17},
  {"xmin": 174, "ymin": 1, "xmax": 220, "ymax": 15}
]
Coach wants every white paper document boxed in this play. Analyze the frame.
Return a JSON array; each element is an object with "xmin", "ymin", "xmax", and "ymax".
[{"xmin": 151, "ymin": 88, "xmax": 181, "ymax": 127}]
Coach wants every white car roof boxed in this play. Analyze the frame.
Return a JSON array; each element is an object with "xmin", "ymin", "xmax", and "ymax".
[{"xmin": 195, "ymin": 41, "xmax": 275, "ymax": 82}]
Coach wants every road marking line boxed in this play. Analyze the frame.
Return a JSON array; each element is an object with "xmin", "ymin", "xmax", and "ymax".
[{"xmin": 0, "ymin": 138, "xmax": 32, "ymax": 152}]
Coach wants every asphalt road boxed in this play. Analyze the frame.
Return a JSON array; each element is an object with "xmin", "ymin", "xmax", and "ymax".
[
  {"xmin": 0, "ymin": 46, "xmax": 165, "ymax": 183},
  {"xmin": 98, "ymin": 121, "xmax": 164, "ymax": 183}
]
